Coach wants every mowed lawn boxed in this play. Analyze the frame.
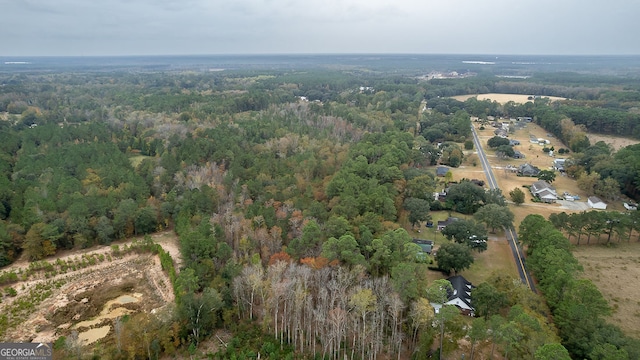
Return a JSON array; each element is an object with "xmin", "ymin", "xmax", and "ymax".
[{"xmin": 573, "ymin": 243, "xmax": 640, "ymax": 338}]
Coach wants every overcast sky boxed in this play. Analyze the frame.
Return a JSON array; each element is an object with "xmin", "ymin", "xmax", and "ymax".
[{"xmin": 1, "ymin": 0, "xmax": 638, "ymax": 56}]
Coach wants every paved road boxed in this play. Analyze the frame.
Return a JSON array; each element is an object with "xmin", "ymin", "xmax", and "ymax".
[{"xmin": 470, "ymin": 125, "xmax": 537, "ymax": 292}]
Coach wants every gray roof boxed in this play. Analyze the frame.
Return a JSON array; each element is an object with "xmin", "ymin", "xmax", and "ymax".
[
  {"xmin": 531, "ymin": 180, "xmax": 554, "ymax": 194},
  {"xmin": 518, "ymin": 163, "xmax": 540, "ymax": 175},
  {"xmin": 589, "ymin": 196, "xmax": 605, "ymax": 204},
  {"xmin": 436, "ymin": 166, "xmax": 449, "ymax": 176},
  {"xmin": 437, "ymin": 217, "xmax": 459, "ymax": 228}
]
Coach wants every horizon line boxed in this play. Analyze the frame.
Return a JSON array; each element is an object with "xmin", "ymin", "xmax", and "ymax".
[{"xmin": 3, "ymin": 53, "xmax": 640, "ymax": 58}]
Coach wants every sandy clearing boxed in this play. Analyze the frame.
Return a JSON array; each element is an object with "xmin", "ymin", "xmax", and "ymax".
[
  {"xmin": 4, "ymin": 230, "xmax": 182, "ymax": 276},
  {"xmin": 1, "ymin": 231, "xmax": 181, "ymax": 343},
  {"xmin": 451, "ymin": 93, "xmax": 566, "ymax": 105},
  {"xmin": 587, "ymin": 132, "xmax": 640, "ymax": 151}
]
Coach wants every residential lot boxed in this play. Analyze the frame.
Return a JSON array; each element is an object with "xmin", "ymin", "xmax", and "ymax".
[{"xmin": 473, "ymin": 121, "xmax": 596, "ymax": 222}]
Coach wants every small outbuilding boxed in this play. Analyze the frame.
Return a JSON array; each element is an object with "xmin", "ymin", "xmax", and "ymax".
[
  {"xmin": 588, "ymin": 196, "xmax": 607, "ymax": 210},
  {"xmin": 436, "ymin": 166, "xmax": 450, "ymax": 177},
  {"xmin": 412, "ymin": 239, "xmax": 434, "ymax": 255}
]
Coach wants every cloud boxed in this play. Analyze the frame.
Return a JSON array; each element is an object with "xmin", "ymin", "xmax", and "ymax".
[{"xmin": 0, "ymin": 0, "xmax": 638, "ymax": 55}]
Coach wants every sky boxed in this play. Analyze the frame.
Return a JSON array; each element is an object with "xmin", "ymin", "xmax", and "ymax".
[{"xmin": 1, "ymin": 0, "xmax": 639, "ymax": 56}]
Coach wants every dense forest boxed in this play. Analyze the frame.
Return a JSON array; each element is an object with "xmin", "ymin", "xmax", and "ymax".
[{"xmin": 1, "ymin": 62, "xmax": 640, "ymax": 359}]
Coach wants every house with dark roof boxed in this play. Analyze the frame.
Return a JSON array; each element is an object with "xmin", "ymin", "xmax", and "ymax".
[
  {"xmin": 517, "ymin": 163, "xmax": 540, "ymax": 177},
  {"xmin": 446, "ymin": 275, "xmax": 475, "ymax": 315},
  {"xmin": 436, "ymin": 166, "xmax": 450, "ymax": 177},
  {"xmin": 437, "ymin": 217, "xmax": 458, "ymax": 231},
  {"xmin": 553, "ymin": 158, "xmax": 567, "ymax": 172},
  {"xmin": 432, "ymin": 275, "xmax": 475, "ymax": 316},
  {"xmin": 513, "ymin": 150, "xmax": 525, "ymax": 159},
  {"xmin": 530, "ymin": 180, "xmax": 557, "ymax": 203}
]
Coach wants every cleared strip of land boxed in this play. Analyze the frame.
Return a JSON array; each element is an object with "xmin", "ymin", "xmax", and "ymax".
[{"xmin": 451, "ymin": 93, "xmax": 566, "ymax": 104}]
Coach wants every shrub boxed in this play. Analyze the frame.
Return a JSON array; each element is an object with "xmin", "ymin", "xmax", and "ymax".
[
  {"xmin": 5, "ymin": 287, "xmax": 17, "ymax": 297},
  {"xmin": 464, "ymin": 140, "xmax": 474, "ymax": 150}
]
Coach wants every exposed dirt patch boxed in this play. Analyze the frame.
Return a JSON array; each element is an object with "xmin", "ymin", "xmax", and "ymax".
[{"xmin": 0, "ymin": 231, "xmax": 180, "ymax": 344}]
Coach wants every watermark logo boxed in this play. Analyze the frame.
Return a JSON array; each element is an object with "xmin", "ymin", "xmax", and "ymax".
[{"xmin": 0, "ymin": 343, "xmax": 52, "ymax": 360}]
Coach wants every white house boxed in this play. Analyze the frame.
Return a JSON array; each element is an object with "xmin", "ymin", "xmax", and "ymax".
[
  {"xmin": 530, "ymin": 180, "xmax": 557, "ymax": 203},
  {"xmin": 588, "ymin": 196, "xmax": 607, "ymax": 210}
]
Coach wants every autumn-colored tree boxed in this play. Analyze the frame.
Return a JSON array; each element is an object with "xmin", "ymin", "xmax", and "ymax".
[
  {"xmin": 23, "ymin": 222, "xmax": 59, "ymax": 260},
  {"xmin": 268, "ymin": 251, "xmax": 292, "ymax": 266}
]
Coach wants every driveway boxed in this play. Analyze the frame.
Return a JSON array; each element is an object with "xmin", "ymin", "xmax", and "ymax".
[{"xmin": 557, "ymin": 200, "xmax": 590, "ymax": 211}]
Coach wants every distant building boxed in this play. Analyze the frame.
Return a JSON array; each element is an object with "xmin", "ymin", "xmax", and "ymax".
[
  {"xmin": 412, "ymin": 239, "xmax": 434, "ymax": 255},
  {"xmin": 494, "ymin": 129, "xmax": 508, "ymax": 138},
  {"xmin": 433, "ymin": 189, "xmax": 447, "ymax": 202},
  {"xmin": 553, "ymin": 159, "xmax": 567, "ymax": 172},
  {"xmin": 509, "ymin": 139, "xmax": 520, "ymax": 146},
  {"xmin": 437, "ymin": 217, "xmax": 459, "ymax": 231},
  {"xmin": 530, "ymin": 180, "xmax": 557, "ymax": 203},
  {"xmin": 436, "ymin": 166, "xmax": 450, "ymax": 177},
  {"xmin": 588, "ymin": 196, "xmax": 607, "ymax": 210},
  {"xmin": 517, "ymin": 163, "xmax": 540, "ymax": 177},
  {"xmin": 513, "ymin": 150, "xmax": 525, "ymax": 159}
]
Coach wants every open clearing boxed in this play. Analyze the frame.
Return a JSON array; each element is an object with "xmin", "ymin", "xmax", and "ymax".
[
  {"xmin": 573, "ymin": 243, "xmax": 640, "ymax": 339},
  {"xmin": 0, "ymin": 231, "xmax": 180, "ymax": 344},
  {"xmin": 451, "ymin": 93, "xmax": 566, "ymax": 105},
  {"xmin": 587, "ymin": 132, "xmax": 640, "ymax": 151}
]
